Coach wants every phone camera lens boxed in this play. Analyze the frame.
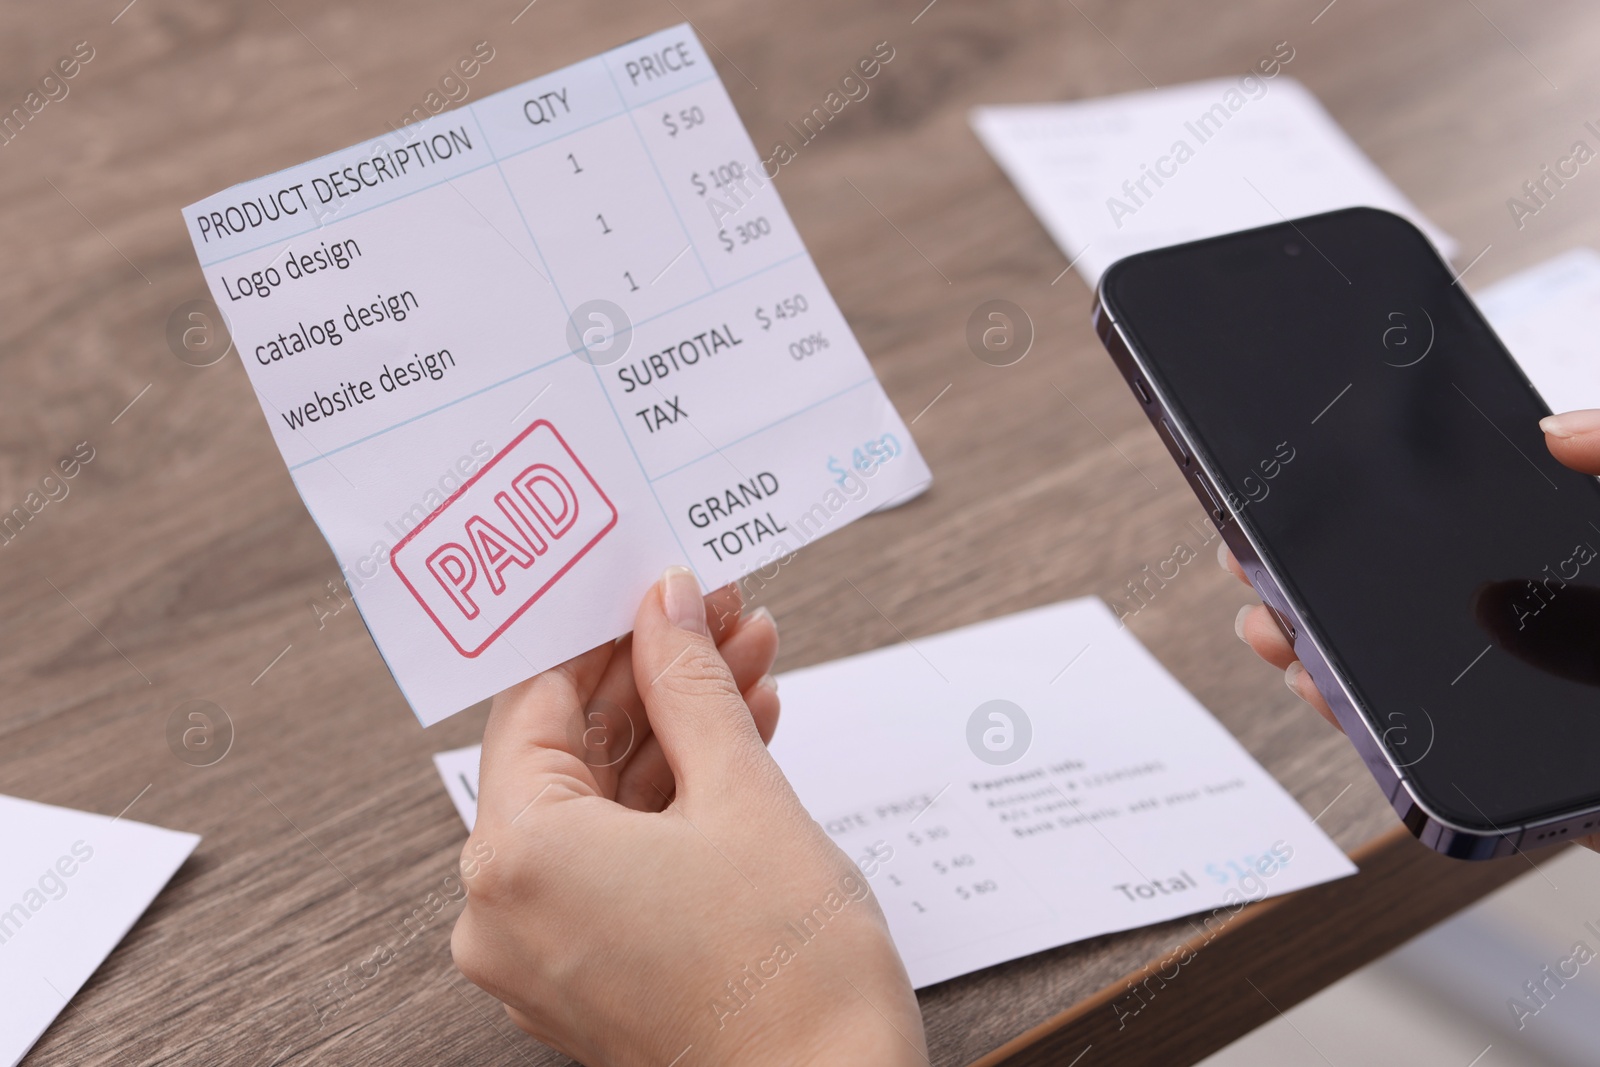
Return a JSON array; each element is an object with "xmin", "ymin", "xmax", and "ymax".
[{"xmin": 1284, "ymin": 242, "xmax": 1302, "ymax": 257}]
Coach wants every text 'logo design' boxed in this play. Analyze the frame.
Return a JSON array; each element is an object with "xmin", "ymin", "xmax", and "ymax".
[{"xmin": 391, "ymin": 420, "xmax": 617, "ymax": 657}]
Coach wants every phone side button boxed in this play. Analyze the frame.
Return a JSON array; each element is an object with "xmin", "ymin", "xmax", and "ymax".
[
  {"xmin": 1194, "ymin": 473, "xmax": 1232, "ymax": 527},
  {"xmin": 1132, "ymin": 377, "xmax": 1153, "ymax": 404},
  {"xmin": 1158, "ymin": 418, "xmax": 1191, "ymax": 465},
  {"xmin": 1266, "ymin": 603, "xmax": 1296, "ymax": 642}
]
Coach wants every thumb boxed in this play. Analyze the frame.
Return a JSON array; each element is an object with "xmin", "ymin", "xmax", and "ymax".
[
  {"xmin": 632, "ymin": 567, "xmax": 770, "ymax": 797},
  {"xmin": 1541, "ymin": 410, "xmax": 1600, "ymax": 476}
]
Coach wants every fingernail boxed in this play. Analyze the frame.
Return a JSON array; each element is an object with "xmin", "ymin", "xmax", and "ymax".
[
  {"xmin": 1541, "ymin": 410, "xmax": 1600, "ymax": 439},
  {"xmin": 755, "ymin": 673, "xmax": 778, "ymax": 693},
  {"xmin": 746, "ymin": 605, "xmax": 776, "ymax": 631},
  {"xmin": 1217, "ymin": 540, "xmax": 1232, "ymax": 573},
  {"xmin": 1285, "ymin": 661, "xmax": 1308, "ymax": 702},
  {"xmin": 663, "ymin": 566, "xmax": 709, "ymax": 635},
  {"xmin": 1234, "ymin": 605, "xmax": 1253, "ymax": 642}
]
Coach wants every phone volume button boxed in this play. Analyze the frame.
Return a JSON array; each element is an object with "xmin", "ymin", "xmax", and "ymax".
[
  {"xmin": 1158, "ymin": 418, "xmax": 1191, "ymax": 466},
  {"xmin": 1268, "ymin": 604, "xmax": 1297, "ymax": 642},
  {"xmin": 1132, "ymin": 377, "xmax": 1153, "ymax": 404},
  {"xmin": 1193, "ymin": 472, "xmax": 1231, "ymax": 527},
  {"xmin": 1251, "ymin": 569, "xmax": 1298, "ymax": 642}
]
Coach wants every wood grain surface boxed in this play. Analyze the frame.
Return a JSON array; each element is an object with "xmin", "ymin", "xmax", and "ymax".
[{"xmin": 2, "ymin": 0, "xmax": 1596, "ymax": 1063}]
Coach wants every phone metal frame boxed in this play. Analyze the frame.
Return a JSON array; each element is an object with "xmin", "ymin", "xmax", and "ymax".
[{"xmin": 1093, "ymin": 287, "xmax": 1600, "ymax": 860}]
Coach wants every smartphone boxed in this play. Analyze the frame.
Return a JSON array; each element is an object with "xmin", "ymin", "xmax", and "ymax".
[{"xmin": 1093, "ymin": 207, "xmax": 1600, "ymax": 859}]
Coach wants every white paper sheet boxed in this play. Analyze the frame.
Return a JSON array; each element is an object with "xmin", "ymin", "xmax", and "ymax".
[
  {"xmin": 433, "ymin": 597, "xmax": 1354, "ymax": 987},
  {"xmin": 181, "ymin": 25, "xmax": 930, "ymax": 725},
  {"xmin": 433, "ymin": 748, "xmax": 482, "ymax": 830},
  {"xmin": 972, "ymin": 76, "xmax": 1457, "ymax": 287},
  {"xmin": 1476, "ymin": 247, "xmax": 1600, "ymax": 412},
  {"xmin": 0, "ymin": 795, "xmax": 199, "ymax": 1067}
]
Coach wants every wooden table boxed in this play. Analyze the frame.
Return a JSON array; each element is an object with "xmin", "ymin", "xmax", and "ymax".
[{"xmin": 2, "ymin": 0, "xmax": 1590, "ymax": 1062}]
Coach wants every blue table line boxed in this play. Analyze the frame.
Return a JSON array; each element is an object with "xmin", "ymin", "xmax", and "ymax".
[
  {"xmin": 599, "ymin": 56, "xmax": 715, "ymax": 291},
  {"xmin": 487, "ymin": 71, "xmax": 721, "ymax": 170},
  {"xmin": 193, "ymin": 73, "xmax": 723, "ymax": 271},
  {"xmin": 609, "ymin": 71, "xmax": 723, "ymax": 114},
  {"xmin": 285, "ymin": 349, "xmax": 579, "ymax": 471},
  {"xmin": 197, "ymin": 155, "xmax": 503, "ymax": 270},
  {"xmin": 281, "ymin": 249, "xmax": 809, "ymax": 470},
  {"xmin": 646, "ymin": 375, "xmax": 877, "ymax": 483}
]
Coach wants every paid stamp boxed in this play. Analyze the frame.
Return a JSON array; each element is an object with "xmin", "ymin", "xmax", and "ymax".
[{"xmin": 392, "ymin": 420, "xmax": 618, "ymax": 656}]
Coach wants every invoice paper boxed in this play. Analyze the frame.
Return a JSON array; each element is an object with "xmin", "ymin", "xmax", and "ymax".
[
  {"xmin": 181, "ymin": 26, "xmax": 930, "ymax": 725},
  {"xmin": 433, "ymin": 597, "xmax": 1354, "ymax": 987},
  {"xmin": 433, "ymin": 748, "xmax": 482, "ymax": 830},
  {"xmin": 0, "ymin": 795, "xmax": 198, "ymax": 1067},
  {"xmin": 972, "ymin": 76, "xmax": 1457, "ymax": 287},
  {"xmin": 1476, "ymin": 248, "xmax": 1600, "ymax": 412}
]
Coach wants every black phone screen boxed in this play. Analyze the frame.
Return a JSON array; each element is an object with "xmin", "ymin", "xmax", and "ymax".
[{"xmin": 1101, "ymin": 207, "xmax": 1600, "ymax": 832}]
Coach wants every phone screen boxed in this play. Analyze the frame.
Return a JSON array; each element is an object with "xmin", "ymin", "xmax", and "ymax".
[{"xmin": 1101, "ymin": 208, "xmax": 1600, "ymax": 832}]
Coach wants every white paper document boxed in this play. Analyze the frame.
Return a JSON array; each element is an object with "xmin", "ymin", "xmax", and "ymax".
[
  {"xmin": 0, "ymin": 795, "xmax": 199, "ymax": 1067},
  {"xmin": 433, "ymin": 748, "xmax": 482, "ymax": 830},
  {"xmin": 1476, "ymin": 248, "xmax": 1600, "ymax": 412},
  {"xmin": 181, "ymin": 26, "xmax": 930, "ymax": 725},
  {"xmin": 434, "ymin": 598, "xmax": 1354, "ymax": 987},
  {"xmin": 972, "ymin": 76, "xmax": 1457, "ymax": 286}
]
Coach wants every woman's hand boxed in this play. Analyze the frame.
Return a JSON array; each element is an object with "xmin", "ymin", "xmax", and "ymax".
[{"xmin": 451, "ymin": 567, "xmax": 927, "ymax": 1067}]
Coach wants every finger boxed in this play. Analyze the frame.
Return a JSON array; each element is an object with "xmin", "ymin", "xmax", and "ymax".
[
  {"xmin": 476, "ymin": 641, "xmax": 617, "ymax": 821},
  {"xmin": 1231, "ymin": 606, "xmax": 1342, "ymax": 732},
  {"xmin": 1285, "ymin": 661, "xmax": 1342, "ymax": 731},
  {"xmin": 631, "ymin": 567, "xmax": 770, "ymax": 797},
  {"xmin": 1217, "ymin": 542, "xmax": 1251, "ymax": 586},
  {"xmin": 612, "ymin": 734, "xmax": 672, "ymax": 812},
  {"xmin": 615, "ymin": 604, "xmax": 779, "ymax": 809},
  {"xmin": 624, "ymin": 604, "xmax": 779, "ymax": 769},
  {"xmin": 1541, "ymin": 410, "xmax": 1600, "ymax": 476},
  {"xmin": 718, "ymin": 606, "xmax": 780, "ymax": 686},
  {"xmin": 613, "ymin": 604, "xmax": 779, "ymax": 809},
  {"xmin": 745, "ymin": 674, "xmax": 781, "ymax": 745},
  {"xmin": 578, "ymin": 603, "xmax": 782, "ymax": 798},
  {"xmin": 1235, "ymin": 604, "xmax": 1297, "ymax": 670},
  {"xmin": 565, "ymin": 634, "xmax": 646, "ymax": 798},
  {"xmin": 705, "ymin": 583, "xmax": 744, "ymax": 644},
  {"xmin": 615, "ymin": 675, "xmax": 780, "ymax": 812}
]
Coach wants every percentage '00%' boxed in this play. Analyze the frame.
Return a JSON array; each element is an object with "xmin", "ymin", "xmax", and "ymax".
[{"xmin": 789, "ymin": 332, "xmax": 829, "ymax": 360}]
